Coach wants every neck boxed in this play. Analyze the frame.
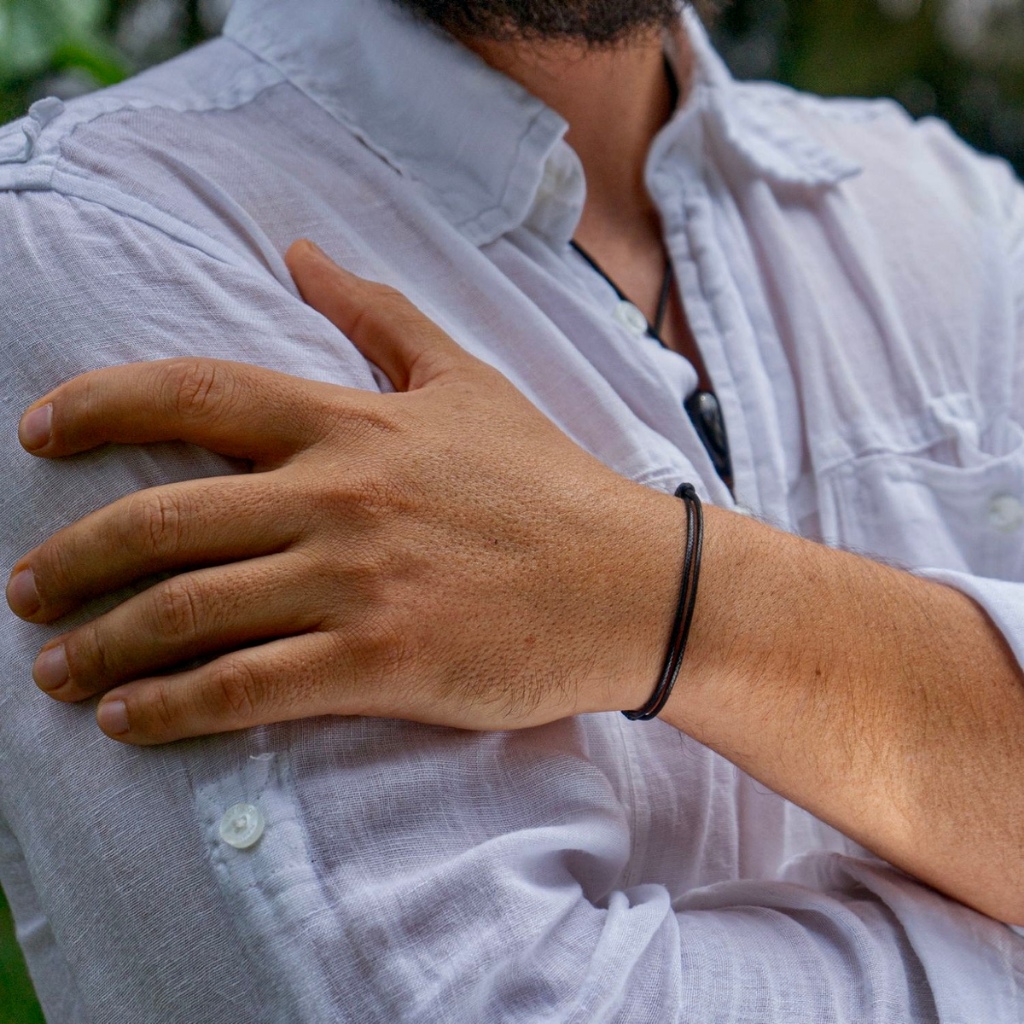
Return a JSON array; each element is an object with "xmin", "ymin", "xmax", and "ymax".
[{"xmin": 463, "ymin": 29, "xmax": 693, "ymax": 229}]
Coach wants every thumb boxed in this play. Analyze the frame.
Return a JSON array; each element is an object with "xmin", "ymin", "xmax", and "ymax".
[{"xmin": 285, "ymin": 239, "xmax": 479, "ymax": 392}]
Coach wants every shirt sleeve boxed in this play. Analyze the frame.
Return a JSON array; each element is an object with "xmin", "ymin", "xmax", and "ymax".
[
  {"xmin": 908, "ymin": 161, "xmax": 1024, "ymax": 941},
  {"xmin": 1, "ymin": 188, "xmax": 1020, "ymax": 1024},
  {"xmin": 0, "ymin": 188, "xmax": 381, "ymax": 1024},
  {"xmin": 280, "ymin": 714, "xmax": 1023, "ymax": 1023}
]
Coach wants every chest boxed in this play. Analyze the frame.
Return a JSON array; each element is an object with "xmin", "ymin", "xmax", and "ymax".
[{"xmin": 654, "ymin": 170, "xmax": 1024, "ymax": 582}]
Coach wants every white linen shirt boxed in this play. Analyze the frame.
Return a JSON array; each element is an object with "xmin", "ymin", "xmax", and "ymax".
[{"xmin": 1, "ymin": 1, "xmax": 1023, "ymax": 1021}]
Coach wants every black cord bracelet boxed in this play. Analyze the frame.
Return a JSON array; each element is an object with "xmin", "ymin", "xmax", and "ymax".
[{"xmin": 623, "ymin": 482, "xmax": 704, "ymax": 722}]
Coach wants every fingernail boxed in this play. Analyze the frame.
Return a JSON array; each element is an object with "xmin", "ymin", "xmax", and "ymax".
[
  {"xmin": 301, "ymin": 240, "xmax": 347, "ymax": 273},
  {"xmin": 20, "ymin": 404, "xmax": 52, "ymax": 450},
  {"xmin": 98, "ymin": 700, "xmax": 130, "ymax": 736},
  {"xmin": 33, "ymin": 645, "xmax": 69, "ymax": 692},
  {"xmin": 303, "ymin": 239, "xmax": 327, "ymax": 258},
  {"xmin": 7, "ymin": 568, "xmax": 40, "ymax": 617}
]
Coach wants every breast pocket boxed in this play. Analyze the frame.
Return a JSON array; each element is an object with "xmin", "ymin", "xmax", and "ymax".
[{"xmin": 816, "ymin": 409, "xmax": 1024, "ymax": 582}]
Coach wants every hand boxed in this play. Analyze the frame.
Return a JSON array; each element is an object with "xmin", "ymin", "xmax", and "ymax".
[{"xmin": 6, "ymin": 242, "xmax": 686, "ymax": 744}]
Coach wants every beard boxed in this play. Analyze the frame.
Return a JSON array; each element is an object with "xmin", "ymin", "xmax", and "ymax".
[{"xmin": 390, "ymin": 0, "xmax": 717, "ymax": 47}]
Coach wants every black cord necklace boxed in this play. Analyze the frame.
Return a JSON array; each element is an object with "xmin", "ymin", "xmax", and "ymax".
[
  {"xmin": 570, "ymin": 240, "xmax": 675, "ymax": 341},
  {"xmin": 569, "ymin": 238, "xmax": 734, "ymax": 489},
  {"xmin": 567, "ymin": 56, "xmax": 733, "ymax": 490}
]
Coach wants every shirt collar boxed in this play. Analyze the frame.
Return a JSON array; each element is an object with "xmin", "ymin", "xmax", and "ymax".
[{"xmin": 223, "ymin": 0, "xmax": 862, "ymax": 247}]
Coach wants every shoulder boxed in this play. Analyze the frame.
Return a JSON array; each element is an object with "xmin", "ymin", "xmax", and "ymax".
[
  {"xmin": 708, "ymin": 79, "xmax": 1024, "ymax": 433},
  {"xmin": 0, "ymin": 39, "xmax": 382, "ymax": 412},
  {"xmin": 716, "ymin": 78, "xmax": 1024, "ymax": 336},
  {"xmin": 730, "ymin": 78, "xmax": 1022, "ymax": 228},
  {"xmin": 0, "ymin": 36, "xmax": 286, "ymax": 182},
  {"xmin": 0, "ymin": 37, "xmax": 293, "ymax": 269}
]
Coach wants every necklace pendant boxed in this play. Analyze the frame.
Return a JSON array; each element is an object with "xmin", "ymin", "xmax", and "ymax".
[{"xmin": 685, "ymin": 390, "xmax": 733, "ymax": 483}]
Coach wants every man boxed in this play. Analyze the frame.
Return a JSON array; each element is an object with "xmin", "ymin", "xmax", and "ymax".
[{"xmin": 1, "ymin": 0, "xmax": 1022, "ymax": 1020}]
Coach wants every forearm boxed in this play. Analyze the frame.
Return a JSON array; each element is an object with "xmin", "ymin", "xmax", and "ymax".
[{"xmin": 638, "ymin": 499, "xmax": 1024, "ymax": 924}]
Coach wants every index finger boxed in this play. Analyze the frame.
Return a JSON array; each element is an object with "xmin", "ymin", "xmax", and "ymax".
[{"xmin": 18, "ymin": 357, "xmax": 365, "ymax": 464}]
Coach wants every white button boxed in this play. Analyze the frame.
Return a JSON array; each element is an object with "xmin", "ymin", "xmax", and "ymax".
[
  {"xmin": 988, "ymin": 494, "xmax": 1024, "ymax": 534},
  {"xmin": 613, "ymin": 300, "xmax": 649, "ymax": 337},
  {"xmin": 219, "ymin": 803, "xmax": 265, "ymax": 849}
]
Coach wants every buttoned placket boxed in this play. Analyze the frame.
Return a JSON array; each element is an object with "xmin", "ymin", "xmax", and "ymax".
[
  {"xmin": 537, "ymin": 131, "xmax": 744, "ymax": 512},
  {"xmin": 542, "ymin": 70, "xmax": 807, "ymax": 518},
  {"xmin": 647, "ymin": 117, "xmax": 763, "ymax": 516},
  {"xmin": 990, "ymin": 493, "xmax": 1024, "ymax": 533}
]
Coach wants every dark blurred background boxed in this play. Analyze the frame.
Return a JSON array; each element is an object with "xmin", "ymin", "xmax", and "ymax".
[
  {"xmin": 715, "ymin": 0, "xmax": 1024, "ymax": 175},
  {"xmin": 1, "ymin": 0, "xmax": 1023, "ymax": 1020}
]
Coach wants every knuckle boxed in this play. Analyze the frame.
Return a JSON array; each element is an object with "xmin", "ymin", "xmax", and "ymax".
[
  {"xmin": 208, "ymin": 659, "xmax": 265, "ymax": 721},
  {"xmin": 320, "ymin": 398, "xmax": 401, "ymax": 446},
  {"xmin": 344, "ymin": 303, "xmax": 376, "ymax": 347},
  {"xmin": 36, "ymin": 536, "xmax": 76, "ymax": 601},
  {"xmin": 72, "ymin": 374, "xmax": 101, "ymax": 435},
  {"xmin": 144, "ymin": 684, "xmax": 178, "ymax": 735},
  {"xmin": 347, "ymin": 289, "xmax": 422, "ymax": 347},
  {"xmin": 374, "ymin": 283, "xmax": 405, "ymax": 306},
  {"xmin": 350, "ymin": 286, "xmax": 403, "ymax": 333},
  {"xmin": 164, "ymin": 359, "xmax": 229, "ymax": 420},
  {"xmin": 374, "ymin": 615, "xmax": 413, "ymax": 678},
  {"xmin": 358, "ymin": 403, "xmax": 404, "ymax": 441},
  {"xmin": 357, "ymin": 609, "xmax": 414, "ymax": 681},
  {"xmin": 129, "ymin": 490, "xmax": 188, "ymax": 560},
  {"xmin": 349, "ymin": 471, "xmax": 401, "ymax": 516},
  {"xmin": 315, "ymin": 469, "xmax": 397, "ymax": 523},
  {"xmin": 345, "ymin": 558, "xmax": 390, "ymax": 611},
  {"xmin": 152, "ymin": 577, "xmax": 203, "ymax": 640},
  {"xmin": 69, "ymin": 619, "xmax": 118, "ymax": 687}
]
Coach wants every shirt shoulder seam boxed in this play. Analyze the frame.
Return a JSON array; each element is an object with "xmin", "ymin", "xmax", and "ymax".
[
  {"xmin": 0, "ymin": 37, "xmax": 286, "ymax": 188},
  {"xmin": 0, "ymin": 172, "xmax": 259, "ymax": 276}
]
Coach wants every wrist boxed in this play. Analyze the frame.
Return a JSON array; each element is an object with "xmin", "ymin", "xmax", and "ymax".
[
  {"xmin": 586, "ymin": 483, "xmax": 693, "ymax": 716},
  {"xmin": 655, "ymin": 503, "xmax": 763, "ymax": 733},
  {"xmin": 602, "ymin": 493, "xmax": 759, "ymax": 728}
]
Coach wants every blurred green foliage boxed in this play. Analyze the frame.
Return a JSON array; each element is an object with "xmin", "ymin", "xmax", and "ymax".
[
  {"xmin": 0, "ymin": 0, "xmax": 125, "ymax": 83},
  {"xmin": 0, "ymin": 890, "xmax": 43, "ymax": 1024},
  {"xmin": 0, "ymin": 0, "xmax": 1022, "ymax": 1020},
  {"xmin": 0, "ymin": 0, "xmax": 218, "ymax": 125},
  {"xmin": 0, "ymin": 0, "xmax": 125, "ymax": 124}
]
